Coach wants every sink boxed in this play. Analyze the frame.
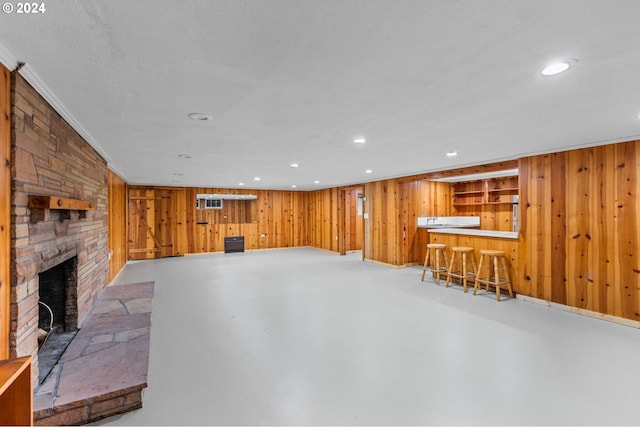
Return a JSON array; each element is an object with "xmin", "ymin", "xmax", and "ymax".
[{"xmin": 417, "ymin": 216, "xmax": 480, "ymax": 228}]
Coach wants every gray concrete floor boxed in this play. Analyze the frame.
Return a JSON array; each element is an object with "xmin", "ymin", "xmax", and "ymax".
[{"xmin": 97, "ymin": 248, "xmax": 640, "ymax": 425}]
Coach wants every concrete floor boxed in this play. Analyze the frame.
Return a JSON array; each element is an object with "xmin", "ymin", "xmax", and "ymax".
[{"xmin": 97, "ymin": 248, "xmax": 640, "ymax": 426}]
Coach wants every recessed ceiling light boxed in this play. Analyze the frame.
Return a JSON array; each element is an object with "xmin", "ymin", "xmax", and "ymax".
[
  {"xmin": 541, "ymin": 61, "xmax": 571, "ymax": 76},
  {"xmin": 178, "ymin": 154, "xmax": 191, "ymax": 159},
  {"xmin": 254, "ymin": 177, "xmax": 261, "ymax": 181},
  {"xmin": 291, "ymin": 185, "xmax": 297, "ymax": 188},
  {"xmin": 353, "ymin": 137, "xmax": 366, "ymax": 144},
  {"xmin": 314, "ymin": 180, "xmax": 320, "ymax": 184},
  {"xmin": 238, "ymin": 182, "xmax": 245, "ymax": 186},
  {"xmin": 365, "ymin": 169, "xmax": 373, "ymax": 174},
  {"xmin": 187, "ymin": 112, "xmax": 211, "ymax": 121},
  {"xmin": 290, "ymin": 163, "xmax": 299, "ymax": 168},
  {"xmin": 446, "ymin": 151, "xmax": 458, "ymax": 157}
]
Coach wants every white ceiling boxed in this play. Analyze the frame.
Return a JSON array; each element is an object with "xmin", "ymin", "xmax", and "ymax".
[{"xmin": 1, "ymin": 0, "xmax": 640, "ymax": 190}]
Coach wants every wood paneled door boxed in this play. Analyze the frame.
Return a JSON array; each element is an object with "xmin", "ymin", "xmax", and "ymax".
[
  {"xmin": 339, "ymin": 187, "xmax": 363, "ymax": 255},
  {"xmin": 128, "ymin": 188, "xmax": 185, "ymax": 260}
]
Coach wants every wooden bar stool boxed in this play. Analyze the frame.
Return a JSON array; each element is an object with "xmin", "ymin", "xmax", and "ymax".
[
  {"xmin": 473, "ymin": 249, "xmax": 514, "ymax": 301},
  {"xmin": 445, "ymin": 246, "xmax": 477, "ymax": 293},
  {"xmin": 421, "ymin": 243, "xmax": 448, "ymax": 285}
]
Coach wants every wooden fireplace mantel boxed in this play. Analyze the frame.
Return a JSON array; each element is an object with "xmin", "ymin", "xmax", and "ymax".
[
  {"xmin": 28, "ymin": 195, "xmax": 95, "ymax": 210},
  {"xmin": 28, "ymin": 195, "xmax": 95, "ymax": 222}
]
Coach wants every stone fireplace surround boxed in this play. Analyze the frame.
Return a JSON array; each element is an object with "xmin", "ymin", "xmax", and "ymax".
[{"xmin": 10, "ymin": 73, "xmax": 110, "ymax": 383}]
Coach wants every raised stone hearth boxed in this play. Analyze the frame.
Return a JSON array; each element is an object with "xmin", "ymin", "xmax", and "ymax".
[{"xmin": 34, "ymin": 281, "xmax": 154, "ymax": 426}]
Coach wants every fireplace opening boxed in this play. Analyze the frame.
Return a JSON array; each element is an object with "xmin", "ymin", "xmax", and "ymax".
[
  {"xmin": 39, "ymin": 261, "xmax": 67, "ymax": 332},
  {"xmin": 37, "ymin": 256, "xmax": 79, "ymax": 384}
]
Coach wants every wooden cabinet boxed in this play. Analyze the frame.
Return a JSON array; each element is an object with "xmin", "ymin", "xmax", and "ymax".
[
  {"xmin": 0, "ymin": 357, "xmax": 33, "ymax": 426},
  {"xmin": 452, "ymin": 176, "xmax": 518, "ymax": 206}
]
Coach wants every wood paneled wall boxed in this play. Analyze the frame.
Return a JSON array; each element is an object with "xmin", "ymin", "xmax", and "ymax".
[
  {"xmin": 453, "ymin": 203, "xmax": 515, "ymax": 232},
  {"xmin": 127, "ymin": 186, "xmax": 308, "ymax": 256},
  {"xmin": 307, "ymin": 188, "xmax": 339, "ymax": 252},
  {"xmin": 0, "ymin": 64, "xmax": 10, "ymax": 359},
  {"xmin": 125, "ymin": 162, "xmax": 517, "ymax": 266},
  {"xmin": 126, "ymin": 185, "xmax": 364, "ymax": 257},
  {"xmin": 195, "ymin": 199, "xmax": 257, "ymax": 225},
  {"xmin": 518, "ymin": 153, "xmax": 565, "ymax": 302},
  {"xmin": 363, "ymin": 179, "xmax": 400, "ymax": 265},
  {"xmin": 187, "ymin": 188, "xmax": 307, "ymax": 252},
  {"xmin": 121, "ymin": 150, "xmax": 640, "ymax": 322},
  {"xmin": 519, "ymin": 141, "xmax": 640, "ymax": 321},
  {"xmin": 399, "ymin": 179, "xmax": 452, "ymax": 265},
  {"xmin": 306, "ymin": 186, "xmax": 364, "ymax": 254},
  {"xmin": 108, "ymin": 170, "xmax": 127, "ymax": 281}
]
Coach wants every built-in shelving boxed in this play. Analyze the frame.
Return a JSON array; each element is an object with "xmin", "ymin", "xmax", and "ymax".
[{"xmin": 452, "ymin": 176, "xmax": 518, "ymax": 206}]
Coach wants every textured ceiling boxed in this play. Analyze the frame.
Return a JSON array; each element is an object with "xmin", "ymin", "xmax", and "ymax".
[{"xmin": 1, "ymin": 0, "xmax": 640, "ymax": 190}]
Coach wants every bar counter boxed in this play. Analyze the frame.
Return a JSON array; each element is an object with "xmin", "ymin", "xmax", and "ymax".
[
  {"xmin": 425, "ymin": 227, "xmax": 520, "ymax": 292},
  {"xmin": 427, "ymin": 228, "xmax": 518, "ymax": 239}
]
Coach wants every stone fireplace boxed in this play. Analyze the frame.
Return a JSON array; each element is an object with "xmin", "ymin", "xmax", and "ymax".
[{"xmin": 10, "ymin": 73, "xmax": 110, "ymax": 382}]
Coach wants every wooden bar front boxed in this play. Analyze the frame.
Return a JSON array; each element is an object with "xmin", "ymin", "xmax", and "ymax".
[{"xmin": 428, "ymin": 232, "xmax": 519, "ymax": 292}]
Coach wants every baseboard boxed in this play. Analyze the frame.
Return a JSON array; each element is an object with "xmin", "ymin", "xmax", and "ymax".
[
  {"xmin": 363, "ymin": 258, "xmax": 403, "ymax": 269},
  {"xmin": 570, "ymin": 307, "xmax": 640, "ymax": 328},
  {"xmin": 182, "ymin": 246, "xmax": 315, "ymax": 256},
  {"xmin": 516, "ymin": 294, "xmax": 640, "ymax": 329},
  {"xmin": 310, "ymin": 246, "xmax": 340, "ymax": 255}
]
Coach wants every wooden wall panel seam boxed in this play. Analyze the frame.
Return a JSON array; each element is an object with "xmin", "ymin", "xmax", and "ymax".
[{"xmin": 0, "ymin": 64, "xmax": 10, "ymax": 359}]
